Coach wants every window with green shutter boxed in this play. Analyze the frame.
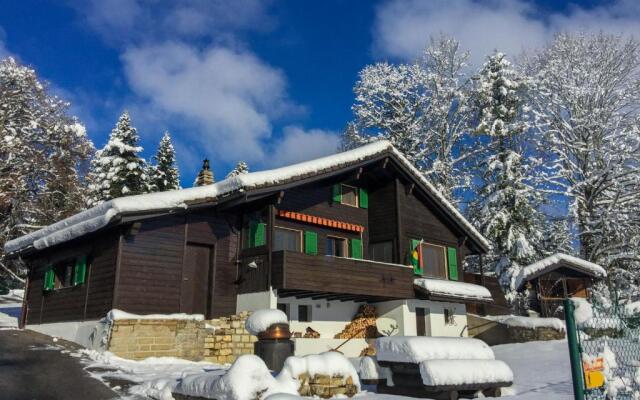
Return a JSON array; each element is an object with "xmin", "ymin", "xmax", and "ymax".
[
  {"xmin": 410, "ymin": 239, "xmax": 423, "ymax": 275},
  {"xmin": 74, "ymin": 256, "xmax": 87, "ymax": 286},
  {"xmin": 350, "ymin": 238, "xmax": 363, "ymax": 259},
  {"xmin": 359, "ymin": 188, "xmax": 368, "ymax": 209},
  {"xmin": 304, "ymin": 231, "xmax": 318, "ymax": 255},
  {"xmin": 332, "ymin": 184, "xmax": 341, "ymax": 203},
  {"xmin": 43, "ymin": 267, "xmax": 55, "ymax": 291},
  {"xmin": 254, "ymin": 222, "xmax": 267, "ymax": 247},
  {"xmin": 245, "ymin": 220, "xmax": 267, "ymax": 248},
  {"xmin": 447, "ymin": 247, "xmax": 459, "ymax": 281}
]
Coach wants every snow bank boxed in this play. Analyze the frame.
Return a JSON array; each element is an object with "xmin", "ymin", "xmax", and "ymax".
[
  {"xmin": 624, "ymin": 301, "xmax": 640, "ymax": 316},
  {"xmin": 484, "ymin": 315, "xmax": 565, "ymax": 331},
  {"xmin": 176, "ymin": 355, "xmax": 295, "ymax": 400},
  {"xmin": 245, "ymin": 309, "xmax": 288, "ymax": 335},
  {"xmin": 419, "ymin": 359, "xmax": 513, "ymax": 386},
  {"xmin": 0, "ymin": 311, "xmax": 18, "ymax": 328},
  {"xmin": 6, "ymin": 140, "xmax": 489, "ymax": 255},
  {"xmin": 414, "ymin": 278, "xmax": 493, "ymax": 302},
  {"xmin": 515, "ymin": 253, "xmax": 606, "ymax": 290},
  {"xmin": 349, "ymin": 357, "xmax": 392, "ymax": 382},
  {"xmin": 107, "ymin": 309, "xmax": 204, "ymax": 321},
  {"xmin": 375, "ymin": 337, "xmax": 495, "ymax": 363}
]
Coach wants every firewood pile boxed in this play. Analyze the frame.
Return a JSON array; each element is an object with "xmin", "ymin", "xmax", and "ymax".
[
  {"xmin": 303, "ymin": 327, "xmax": 320, "ymax": 338},
  {"xmin": 334, "ymin": 304, "xmax": 381, "ymax": 339}
]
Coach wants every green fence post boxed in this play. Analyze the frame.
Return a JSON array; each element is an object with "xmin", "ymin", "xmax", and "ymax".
[{"xmin": 564, "ymin": 298, "xmax": 585, "ymax": 400}]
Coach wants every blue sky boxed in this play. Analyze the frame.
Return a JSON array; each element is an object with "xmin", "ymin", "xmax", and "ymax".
[{"xmin": 0, "ymin": 0, "xmax": 638, "ymax": 185}]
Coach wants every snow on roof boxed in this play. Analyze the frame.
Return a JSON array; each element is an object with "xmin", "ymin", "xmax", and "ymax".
[
  {"xmin": 515, "ymin": 253, "xmax": 607, "ymax": 290},
  {"xmin": 483, "ymin": 315, "xmax": 565, "ymax": 332},
  {"xmin": 5, "ymin": 140, "xmax": 490, "ymax": 255},
  {"xmin": 414, "ymin": 278, "xmax": 493, "ymax": 302}
]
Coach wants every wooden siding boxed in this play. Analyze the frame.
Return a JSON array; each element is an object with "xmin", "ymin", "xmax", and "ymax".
[
  {"xmin": 24, "ymin": 230, "xmax": 119, "ymax": 325},
  {"xmin": 271, "ymin": 250, "xmax": 415, "ymax": 299},
  {"xmin": 368, "ymin": 179, "xmax": 399, "ymax": 261}
]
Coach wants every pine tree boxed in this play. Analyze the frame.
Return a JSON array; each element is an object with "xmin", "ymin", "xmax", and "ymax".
[
  {"xmin": 0, "ymin": 57, "xmax": 93, "ymax": 284},
  {"xmin": 225, "ymin": 161, "xmax": 249, "ymax": 179},
  {"xmin": 470, "ymin": 52, "xmax": 541, "ymax": 300},
  {"xmin": 541, "ymin": 218, "xmax": 575, "ymax": 256},
  {"xmin": 87, "ymin": 111, "xmax": 147, "ymax": 204},
  {"xmin": 150, "ymin": 131, "xmax": 180, "ymax": 192}
]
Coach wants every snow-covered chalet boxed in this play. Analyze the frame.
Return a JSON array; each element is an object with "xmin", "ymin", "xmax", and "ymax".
[{"xmin": 5, "ymin": 141, "xmax": 495, "ymax": 352}]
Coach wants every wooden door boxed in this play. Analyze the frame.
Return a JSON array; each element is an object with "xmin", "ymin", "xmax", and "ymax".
[{"xmin": 181, "ymin": 244, "xmax": 214, "ymax": 317}]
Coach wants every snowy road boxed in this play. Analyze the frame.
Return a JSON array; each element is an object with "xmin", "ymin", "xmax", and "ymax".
[{"xmin": 0, "ymin": 329, "xmax": 119, "ymax": 400}]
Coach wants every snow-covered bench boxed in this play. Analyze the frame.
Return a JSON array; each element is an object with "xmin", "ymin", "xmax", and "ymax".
[{"xmin": 375, "ymin": 337, "xmax": 513, "ymax": 399}]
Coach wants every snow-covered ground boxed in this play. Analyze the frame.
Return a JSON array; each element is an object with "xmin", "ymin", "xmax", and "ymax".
[
  {"xmin": 72, "ymin": 339, "xmax": 572, "ymax": 399},
  {"xmin": 0, "ymin": 289, "xmax": 23, "ymax": 329}
]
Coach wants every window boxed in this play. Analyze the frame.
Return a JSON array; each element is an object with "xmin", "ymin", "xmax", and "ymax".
[
  {"xmin": 46, "ymin": 255, "xmax": 87, "ymax": 290},
  {"xmin": 242, "ymin": 212, "xmax": 266, "ymax": 249},
  {"xmin": 416, "ymin": 307, "xmax": 430, "ymax": 336},
  {"xmin": 273, "ymin": 227, "xmax": 302, "ymax": 252},
  {"xmin": 277, "ymin": 303, "xmax": 290, "ymax": 319},
  {"xmin": 371, "ymin": 241, "xmax": 393, "ymax": 263},
  {"xmin": 444, "ymin": 308, "xmax": 456, "ymax": 326},
  {"xmin": 54, "ymin": 261, "xmax": 74, "ymax": 289},
  {"xmin": 421, "ymin": 243, "xmax": 448, "ymax": 279},
  {"xmin": 298, "ymin": 305, "xmax": 311, "ymax": 322},
  {"xmin": 340, "ymin": 184, "xmax": 358, "ymax": 207},
  {"xmin": 326, "ymin": 236, "xmax": 347, "ymax": 257}
]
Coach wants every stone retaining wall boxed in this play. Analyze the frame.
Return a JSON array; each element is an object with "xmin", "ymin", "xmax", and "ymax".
[{"xmin": 107, "ymin": 312, "xmax": 257, "ymax": 363}]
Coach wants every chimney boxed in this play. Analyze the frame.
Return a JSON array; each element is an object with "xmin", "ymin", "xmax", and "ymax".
[{"xmin": 195, "ymin": 158, "xmax": 215, "ymax": 186}]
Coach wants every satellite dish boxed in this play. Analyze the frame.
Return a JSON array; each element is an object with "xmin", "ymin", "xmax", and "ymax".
[{"xmin": 376, "ymin": 317, "xmax": 399, "ymax": 336}]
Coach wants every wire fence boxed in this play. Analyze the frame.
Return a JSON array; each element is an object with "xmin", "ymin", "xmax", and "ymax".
[{"xmin": 575, "ymin": 294, "xmax": 640, "ymax": 399}]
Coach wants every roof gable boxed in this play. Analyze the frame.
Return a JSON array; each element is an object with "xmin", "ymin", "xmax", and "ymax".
[
  {"xmin": 515, "ymin": 253, "xmax": 607, "ymax": 290},
  {"xmin": 5, "ymin": 140, "xmax": 490, "ymax": 256}
]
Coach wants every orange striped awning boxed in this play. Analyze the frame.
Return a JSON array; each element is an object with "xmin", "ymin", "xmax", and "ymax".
[{"xmin": 276, "ymin": 210, "xmax": 365, "ymax": 233}]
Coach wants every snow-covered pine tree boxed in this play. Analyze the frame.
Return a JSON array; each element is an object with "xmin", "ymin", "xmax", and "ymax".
[
  {"xmin": 150, "ymin": 131, "xmax": 180, "ymax": 192},
  {"xmin": 541, "ymin": 218, "xmax": 575, "ymax": 257},
  {"xmin": 0, "ymin": 57, "xmax": 93, "ymax": 286},
  {"xmin": 344, "ymin": 35, "xmax": 474, "ymax": 202},
  {"xmin": 225, "ymin": 161, "xmax": 249, "ymax": 179},
  {"xmin": 470, "ymin": 52, "xmax": 541, "ymax": 300},
  {"xmin": 525, "ymin": 33, "xmax": 640, "ymax": 291},
  {"xmin": 87, "ymin": 111, "xmax": 148, "ymax": 204}
]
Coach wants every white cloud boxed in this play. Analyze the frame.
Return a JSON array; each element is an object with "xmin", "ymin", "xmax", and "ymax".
[
  {"xmin": 73, "ymin": 0, "xmax": 274, "ymax": 46},
  {"xmin": 266, "ymin": 126, "xmax": 340, "ymax": 168},
  {"xmin": 122, "ymin": 42, "xmax": 301, "ymax": 163},
  {"xmin": 373, "ymin": 0, "xmax": 640, "ymax": 65}
]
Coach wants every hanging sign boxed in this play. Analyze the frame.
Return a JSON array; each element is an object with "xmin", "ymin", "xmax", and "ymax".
[{"xmin": 583, "ymin": 358, "xmax": 605, "ymax": 389}]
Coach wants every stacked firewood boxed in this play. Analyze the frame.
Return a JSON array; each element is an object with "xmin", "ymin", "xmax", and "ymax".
[
  {"xmin": 334, "ymin": 305, "xmax": 381, "ymax": 339},
  {"xmin": 303, "ymin": 327, "xmax": 320, "ymax": 338}
]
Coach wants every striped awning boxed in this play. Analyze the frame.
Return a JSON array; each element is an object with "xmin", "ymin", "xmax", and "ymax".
[{"xmin": 276, "ymin": 210, "xmax": 365, "ymax": 233}]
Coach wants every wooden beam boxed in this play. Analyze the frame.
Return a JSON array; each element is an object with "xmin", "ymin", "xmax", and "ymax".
[
  {"xmin": 382, "ymin": 157, "xmax": 389, "ymax": 169},
  {"xmin": 276, "ymin": 191, "xmax": 285, "ymax": 205},
  {"xmin": 356, "ymin": 167, "xmax": 363, "ymax": 180},
  {"xmin": 406, "ymin": 183, "xmax": 415, "ymax": 195}
]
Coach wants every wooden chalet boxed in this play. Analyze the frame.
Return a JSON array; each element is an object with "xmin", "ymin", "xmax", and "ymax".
[{"xmin": 5, "ymin": 141, "xmax": 494, "ymax": 348}]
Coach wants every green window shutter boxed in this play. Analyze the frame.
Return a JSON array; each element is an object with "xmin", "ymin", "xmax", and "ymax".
[
  {"xmin": 332, "ymin": 184, "xmax": 342, "ymax": 203},
  {"xmin": 44, "ymin": 267, "xmax": 54, "ymax": 291},
  {"xmin": 410, "ymin": 239, "xmax": 423, "ymax": 275},
  {"xmin": 74, "ymin": 256, "xmax": 87, "ymax": 285},
  {"xmin": 247, "ymin": 221, "xmax": 257, "ymax": 248},
  {"xmin": 304, "ymin": 231, "xmax": 318, "ymax": 255},
  {"xmin": 359, "ymin": 188, "xmax": 368, "ymax": 209},
  {"xmin": 350, "ymin": 238, "xmax": 363, "ymax": 259},
  {"xmin": 255, "ymin": 222, "xmax": 267, "ymax": 247},
  {"xmin": 447, "ymin": 247, "xmax": 459, "ymax": 281}
]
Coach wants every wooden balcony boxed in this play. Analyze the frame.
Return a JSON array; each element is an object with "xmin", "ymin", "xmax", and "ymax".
[{"xmin": 271, "ymin": 250, "xmax": 416, "ymax": 301}]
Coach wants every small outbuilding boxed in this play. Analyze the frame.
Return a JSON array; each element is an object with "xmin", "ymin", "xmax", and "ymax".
[{"xmin": 515, "ymin": 253, "xmax": 607, "ymax": 318}]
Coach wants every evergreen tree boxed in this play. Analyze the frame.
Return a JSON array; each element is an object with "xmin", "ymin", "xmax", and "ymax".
[
  {"xmin": 541, "ymin": 219, "xmax": 575, "ymax": 256},
  {"xmin": 470, "ymin": 52, "xmax": 541, "ymax": 300},
  {"xmin": 225, "ymin": 161, "xmax": 249, "ymax": 179},
  {"xmin": 87, "ymin": 111, "xmax": 147, "ymax": 204},
  {"xmin": 150, "ymin": 131, "xmax": 180, "ymax": 192},
  {"xmin": 0, "ymin": 57, "xmax": 93, "ymax": 284}
]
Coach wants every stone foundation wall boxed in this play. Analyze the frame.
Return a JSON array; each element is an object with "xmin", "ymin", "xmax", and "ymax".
[
  {"xmin": 108, "ymin": 319, "xmax": 209, "ymax": 360},
  {"xmin": 508, "ymin": 325, "xmax": 565, "ymax": 342},
  {"xmin": 203, "ymin": 311, "xmax": 257, "ymax": 364},
  {"xmin": 107, "ymin": 312, "xmax": 257, "ymax": 363}
]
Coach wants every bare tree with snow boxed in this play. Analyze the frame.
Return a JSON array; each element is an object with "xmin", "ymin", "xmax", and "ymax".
[{"xmin": 525, "ymin": 32, "xmax": 640, "ymax": 288}]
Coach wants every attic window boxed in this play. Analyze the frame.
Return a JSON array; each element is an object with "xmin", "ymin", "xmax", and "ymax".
[{"xmin": 340, "ymin": 185, "xmax": 358, "ymax": 207}]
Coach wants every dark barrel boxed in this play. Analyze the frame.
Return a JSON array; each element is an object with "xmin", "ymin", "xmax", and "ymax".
[{"xmin": 254, "ymin": 323, "xmax": 295, "ymax": 372}]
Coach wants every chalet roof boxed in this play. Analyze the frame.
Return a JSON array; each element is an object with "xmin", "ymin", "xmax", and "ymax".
[
  {"xmin": 4, "ymin": 140, "xmax": 491, "ymax": 256},
  {"xmin": 514, "ymin": 253, "xmax": 607, "ymax": 291}
]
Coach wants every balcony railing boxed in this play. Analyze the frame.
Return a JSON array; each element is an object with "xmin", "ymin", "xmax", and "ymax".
[{"xmin": 271, "ymin": 250, "xmax": 415, "ymax": 300}]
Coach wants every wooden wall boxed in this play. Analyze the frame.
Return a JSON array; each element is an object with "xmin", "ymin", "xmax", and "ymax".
[{"xmin": 23, "ymin": 230, "xmax": 119, "ymax": 325}]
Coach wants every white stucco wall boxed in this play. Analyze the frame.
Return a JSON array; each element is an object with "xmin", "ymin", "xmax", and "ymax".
[
  {"xmin": 27, "ymin": 319, "xmax": 110, "ymax": 350},
  {"xmin": 374, "ymin": 299, "xmax": 468, "ymax": 338},
  {"xmin": 235, "ymin": 290, "xmax": 277, "ymax": 313},
  {"xmin": 277, "ymin": 297, "xmax": 360, "ymax": 338}
]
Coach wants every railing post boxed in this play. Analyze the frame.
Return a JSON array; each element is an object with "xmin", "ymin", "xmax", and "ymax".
[{"xmin": 564, "ymin": 298, "xmax": 585, "ymax": 400}]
